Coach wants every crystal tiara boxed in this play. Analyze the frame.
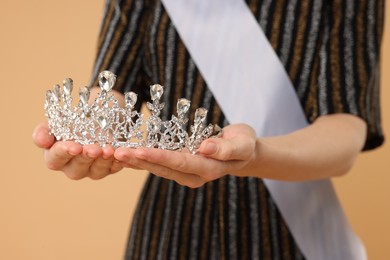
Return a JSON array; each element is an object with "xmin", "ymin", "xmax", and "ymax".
[{"xmin": 44, "ymin": 71, "xmax": 222, "ymax": 153}]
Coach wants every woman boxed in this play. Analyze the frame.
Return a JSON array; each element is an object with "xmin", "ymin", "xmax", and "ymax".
[{"xmin": 33, "ymin": 0, "xmax": 385, "ymax": 259}]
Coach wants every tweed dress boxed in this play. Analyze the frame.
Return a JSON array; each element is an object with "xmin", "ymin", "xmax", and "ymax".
[{"xmin": 91, "ymin": 0, "xmax": 385, "ymax": 259}]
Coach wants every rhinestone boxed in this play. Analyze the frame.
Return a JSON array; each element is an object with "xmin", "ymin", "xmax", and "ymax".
[
  {"xmin": 150, "ymin": 84, "xmax": 163, "ymax": 101},
  {"xmin": 148, "ymin": 117, "xmax": 161, "ymax": 133},
  {"xmin": 194, "ymin": 107, "xmax": 208, "ymax": 124},
  {"xmin": 98, "ymin": 71, "xmax": 116, "ymax": 92},
  {"xmin": 46, "ymin": 90, "xmax": 52, "ymax": 102},
  {"xmin": 125, "ymin": 92, "xmax": 137, "ymax": 108},
  {"xmin": 177, "ymin": 98, "xmax": 190, "ymax": 115},
  {"xmin": 52, "ymin": 84, "xmax": 61, "ymax": 102},
  {"xmin": 97, "ymin": 115, "xmax": 108, "ymax": 129},
  {"xmin": 79, "ymin": 86, "xmax": 90, "ymax": 105},
  {"xmin": 45, "ymin": 90, "xmax": 52, "ymax": 110},
  {"xmin": 62, "ymin": 78, "xmax": 73, "ymax": 95}
]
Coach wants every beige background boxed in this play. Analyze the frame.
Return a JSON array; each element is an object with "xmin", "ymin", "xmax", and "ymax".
[{"xmin": 0, "ymin": 1, "xmax": 389, "ymax": 259}]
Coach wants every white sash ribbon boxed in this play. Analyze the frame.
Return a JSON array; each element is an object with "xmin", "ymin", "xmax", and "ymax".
[{"xmin": 162, "ymin": 0, "xmax": 366, "ymax": 259}]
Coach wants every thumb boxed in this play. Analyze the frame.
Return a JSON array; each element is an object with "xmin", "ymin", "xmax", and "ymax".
[{"xmin": 198, "ymin": 138, "xmax": 242, "ymax": 161}]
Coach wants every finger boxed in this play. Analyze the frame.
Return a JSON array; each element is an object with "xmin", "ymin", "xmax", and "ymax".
[
  {"xmin": 62, "ymin": 144, "xmax": 102, "ymax": 180},
  {"xmin": 120, "ymin": 162, "xmax": 143, "ymax": 170},
  {"xmin": 101, "ymin": 145, "xmax": 115, "ymax": 160},
  {"xmin": 110, "ymin": 160, "xmax": 125, "ymax": 173},
  {"xmin": 33, "ymin": 122, "xmax": 55, "ymax": 149},
  {"xmin": 44, "ymin": 141, "xmax": 83, "ymax": 170},
  {"xmin": 89, "ymin": 160, "xmax": 113, "ymax": 180},
  {"xmin": 114, "ymin": 147, "xmax": 144, "ymax": 170},
  {"xmin": 198, "ymin": 137, "xmax": 255, "ymax": 161},
  {"xmin": 114, "ymin": 147, "xmax": 137, "ymax": 161},
  {"xmin": 129, "ymin": 156, "xmax": 205, "ymax": 188},
  {"xmin": 134, "ymin": 148, "xmax": 231, "ymax": 178},
  {"xmin": 89, "ymin": 145, "xmax": 121, "ymax": 179}
]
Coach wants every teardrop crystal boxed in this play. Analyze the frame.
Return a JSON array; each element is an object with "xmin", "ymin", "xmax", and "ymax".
[
  {"xmin": 79, "ymin": 86, "xmax": 90, "ymax": 105},
  {"xmin": 150, "ymin": 84, "xmax": 164, "ymax": 101},
  {"xmin": 45, "ymin": 90, "xmax": 52, "ymax": 110},
  {"xmin": 97, "ymin": 115, "xmax": 108, "ymax": 129},
  {"xmin": 98, "ymin": 71, "xmax": 116, "ymax": 92},
  {"xmin": 125, "ymin": 92, "xmax": 137, "ymax": 108},
  {"xmin": 52, "ymin": 84, "xmax": 61, "ymax": 102},
  {"xmin": 46, "ymin": 90, "xmax": 52, "ymax": 103},
  {"xmin": 194, "ymin": 107, "xmax": 208, "ymax": 124},
  {"xmin": 62, "ymin": 78, "xmax": 73, "ymax": 95},
  {"xmin": 177, "ymin": 98, "xmax": 191, "ymax": 115}
]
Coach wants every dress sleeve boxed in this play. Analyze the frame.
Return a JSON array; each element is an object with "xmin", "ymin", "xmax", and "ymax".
[
  {"xmin": 314, "ymin": 0, "xmax": 385, "ymax": 150},
  {"xmin": 90, "ymin": 0, "xmax": 148, "ymax": 98}
]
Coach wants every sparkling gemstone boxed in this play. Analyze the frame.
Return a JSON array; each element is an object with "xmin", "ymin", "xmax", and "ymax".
[
  {"xmin": 98, "ymin": 71, "xmax": 116, "ymax": 92},
  {"xmin": 194, "ymin": 107, "xmax": 208, "ymax": 124},
  {"xmin": 46, "ymin": 90, "xmax": 52, "ymax": 102},
  {"xmin": 62, "ymin": 78, "xmax": 73, "ymax": 95},
  {"xmin": 97, "ymin": 115, "xmax": 108, "ymax": 129},
  {"xmin": 125, "ymin": 92, "xmax": 137, "ymax": 108},
  {"xmin": 177, "ymin": 98, "xmax": 190, "ymax": 115},
  {"xmin": 148, "ymin": 117, "xmax": 161, "ymax": 133},
  {"xmin": 45, "ymin": 90, "xmax": 52, "ymax": 110},
  {"xmin": 52, "ymin": 84, "xmax": 61, "ymax": 102},
  {"xmin": 150, "ymin": 84, "xmax": 164, "ymax": 101},
  {"xmin": 79, "ymin": 86, "xmax": 90, "ymax": 105}
]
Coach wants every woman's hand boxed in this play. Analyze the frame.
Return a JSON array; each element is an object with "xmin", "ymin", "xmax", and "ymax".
[
  {"xmin": 32, "ymin": 122, "xmax": 123, "ymax": 180},
  {"xmin": 113, "ymin": 113, "xmax": 367, "ymax": 186},
  {"xmin": 114, "ymin": 124, "xmax": 257, "ymax": 188}
]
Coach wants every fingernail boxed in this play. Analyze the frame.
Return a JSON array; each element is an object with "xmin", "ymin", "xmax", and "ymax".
[{"xmin": 203, "ymin": 143, "xmax": 217, "ymax": 155}]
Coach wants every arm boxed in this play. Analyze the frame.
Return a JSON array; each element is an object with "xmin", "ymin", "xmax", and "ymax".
[
  {"xmin": 114, "ymin": 113, "xmax": 366, "ymax": 187},
  {"xmin": 239, "ymin": 114, "xmax": 366, "ymax": 181}
]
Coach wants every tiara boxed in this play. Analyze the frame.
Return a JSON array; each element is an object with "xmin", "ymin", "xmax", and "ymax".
[{"xmin": 44, "ymin": 71, "xmax": 222, "ymax": 153}]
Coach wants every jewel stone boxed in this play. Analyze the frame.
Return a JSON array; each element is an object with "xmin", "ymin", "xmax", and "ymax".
[
  {"xmin": 150, "ymin": 84, "xmax": 163, "ymax": 101},
  {"xmin": 177, "ymin": 98, "xmax": 191, "ymax": 115},
  {"xmin": 125, "ymin": 92, "xmax": 137, "ymax": 108},
  {"xmin": 52, "ymin": 84, "xmax": 61, "ymax": 102},
  {"xmin": 148, "ymin": 117, "xmax": 161, "ymax": 133},
  {"xmin": 98, "ymin": 70, "xmax": 116, "ymax": 92},
  {"xmin": 194, "ymin": 107, "xmax": 208, "ymax": 124},
  {"xmin": 63, "ymin": 78, "xmax": 73, "ymax": 95},
  {"xmin": 79, "ymin": 86, "xmax": 90, "ymax": 105},
  {"xmin": 97, "ymin": 115, "xmax": 108, "ymax": 129},
  {"xmin": 46, "ymin": 90, "xmax": 52, "ymax": 103}
]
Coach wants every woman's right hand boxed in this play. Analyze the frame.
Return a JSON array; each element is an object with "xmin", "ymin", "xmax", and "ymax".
[{"xmin": 32, "ymin": 122, "xmax": 123, "ymax": 180}]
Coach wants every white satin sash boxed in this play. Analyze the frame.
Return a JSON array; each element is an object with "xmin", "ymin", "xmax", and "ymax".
[{"xmin": 161, "ymin": 0, "xmax": 366, "ymax": 259}]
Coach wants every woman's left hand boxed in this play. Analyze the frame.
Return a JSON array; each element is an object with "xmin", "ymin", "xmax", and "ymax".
[{"xmin": 114, "ymin": 124, "xmax": 257, "ymax": 188}]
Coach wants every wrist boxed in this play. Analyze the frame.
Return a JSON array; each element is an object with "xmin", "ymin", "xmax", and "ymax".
[{"xmin": 239, "ymin": 136, "xmax": 296, "ymax": 180}]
